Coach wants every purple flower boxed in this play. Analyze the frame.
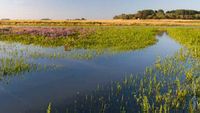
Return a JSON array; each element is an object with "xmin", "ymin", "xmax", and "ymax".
[{"xmin": 1, "ymin": 27, "xmax": 95, "ymax": 39}]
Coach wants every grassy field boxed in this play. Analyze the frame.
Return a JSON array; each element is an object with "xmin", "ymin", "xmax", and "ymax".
[{"xmin": 1, "ymin": 19, "xmax": 200, "ymax": 26}]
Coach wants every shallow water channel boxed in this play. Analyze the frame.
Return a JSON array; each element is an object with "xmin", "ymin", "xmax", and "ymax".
[{"xmin": 0, "ymin": 33, "xmax": 181, "ymax": 113}]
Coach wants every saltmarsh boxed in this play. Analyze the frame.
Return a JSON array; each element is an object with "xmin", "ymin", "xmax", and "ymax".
[
  {"xmin": 0, "ymin": 26, "xmax": 199, "ymax": 113},
  {"xmin": 0, "ymin": 27, "xmax": 158, "ymax": 52}
]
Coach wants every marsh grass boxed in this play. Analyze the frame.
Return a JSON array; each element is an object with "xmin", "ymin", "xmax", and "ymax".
[
  {"xmin": 0, "ymin": 57, "xmax": 37, "ymax": 81},
  {"xmin": 0, "ymin": 42, "xmax": 63, "ymax": 82},
  {"xmin": 65, "ymin": 27, "xmax": 158, "ymax": 52},
  {"xmin": 167, "ymin": 28, "xmax": 200, "ymax": 58},
  {"xmin": 55, "ymin": 50, "xmax": 199, "ymax": 113}
]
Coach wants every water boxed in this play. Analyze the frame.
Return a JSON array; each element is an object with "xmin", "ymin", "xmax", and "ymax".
[{"xmin": 0, "ymin": 33, "xmax": 181, "ymax": 113}]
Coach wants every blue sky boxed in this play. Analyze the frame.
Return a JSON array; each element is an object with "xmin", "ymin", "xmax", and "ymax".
[{"xmin": 0, "ymin": 0, "xmax": 199, "ymax": 19}]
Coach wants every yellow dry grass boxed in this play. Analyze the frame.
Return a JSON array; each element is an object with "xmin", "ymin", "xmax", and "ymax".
[{"xmin": 1, "ymin": 19, "xmax": 200, "ymax": 26}]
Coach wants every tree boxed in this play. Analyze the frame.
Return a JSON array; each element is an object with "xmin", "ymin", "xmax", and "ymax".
[
  {"xmin": 113, "ymin": 9, "xmax": 200, "ymax": 20},
  {"xmin": 135, "ymin": 10, "xmax": 155, "ymax": 19}
]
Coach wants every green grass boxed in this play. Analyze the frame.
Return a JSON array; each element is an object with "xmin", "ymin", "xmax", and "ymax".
[
  {"xmin": 167, "ymin": 28, "xmax": 200, "ymax": 58},
  {"xmin": 0, "ymin": 33, "xmax": 81, "ymax": 47},
  {"xmin": 0, "ymin": 34, "xmax": 70, "ymax": 47},
  {"xmin": 65, "ymin": 27, "xmax": 158, "ymax": 52}
]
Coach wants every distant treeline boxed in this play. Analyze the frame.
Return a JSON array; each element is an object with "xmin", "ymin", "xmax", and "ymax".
[
  {"xmin": 40, "ymin": 18, "xmax": 87, "ymax": 20},
  {"xmin": 113, "ymin": 9, "xmax": 200, "ymax": 19},
  {"xmin": 0, "ymin": 18, "xmax": 87, "ymax": 21}
]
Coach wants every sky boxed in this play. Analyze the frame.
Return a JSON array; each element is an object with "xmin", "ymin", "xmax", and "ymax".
[{"xmin": 0, "ymin": 0, "xmax": 200, "ymax": 19}]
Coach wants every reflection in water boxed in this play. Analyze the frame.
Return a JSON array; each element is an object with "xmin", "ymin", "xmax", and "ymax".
[{"xmin": 0, "ymin": 33, "xmax": 182, "ymax": 113}]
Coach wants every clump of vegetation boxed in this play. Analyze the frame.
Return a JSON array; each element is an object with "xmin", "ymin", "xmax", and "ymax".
[
  {"xmin": 0, "ymin": 57, "xmax": 37, "ymax": 80},
  {"xmin": 46, "ymin": 103, "xmax": 52, "ymax": 113},
  {"xmin": 12, "ymin": 27, "xmax": 78, "ymax": 38},
  {"xmin": 1, "ymin": 18, "xmax": 10, "ymax": 20},
  {"xmin": 0, "ymin": 41, "xmax": 62, "ymax": 81},
  {"xmin": 114, "ymin": 9, "xmax": 200, "ymax": 19},
  {"xmin": 41, "ymin": 18, "xmax": 51, "ymax": 20}
]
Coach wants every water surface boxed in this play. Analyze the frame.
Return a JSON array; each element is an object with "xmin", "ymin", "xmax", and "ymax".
[{"xmin": 0, "ymin": 33, "xmax": 181, "ymax": 113}]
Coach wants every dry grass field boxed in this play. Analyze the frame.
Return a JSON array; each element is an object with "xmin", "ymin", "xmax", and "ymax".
[{"xmin": 1, "ymin": 19, "xmax": 200, "ymax": 26}]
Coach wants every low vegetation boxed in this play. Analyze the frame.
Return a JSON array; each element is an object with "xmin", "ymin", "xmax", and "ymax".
[
  {"xmin": 65, "ymin": 27, "xmax": 158, "ymax": 52},
  {"xmin": 0, "ymin": 57, "xmax": 37, "ymax": 81},
  {"xmin": 0, "ymin": 27, "xmax": 95, "ymax": 47},
  {"xmin": 0, "ymin": 27, "xmax": 158, "ymax": 52},
  {"xmin": 167, "ymin": 28, "xmax": 200, "ymax": 58}
]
